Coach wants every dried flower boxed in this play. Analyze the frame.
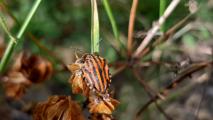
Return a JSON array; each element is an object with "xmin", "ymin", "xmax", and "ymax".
[
  {"xmin": 2, "ymin": 52, "xmax": 53, "ymax": 99},
  {"xmin": 33, "ymin": 96, "xmax": 85, "ymax": 120}
]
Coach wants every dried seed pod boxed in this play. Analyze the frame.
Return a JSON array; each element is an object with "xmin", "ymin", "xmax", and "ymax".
[
  {"xmin": 2, "ymin": 52, "xmax": 53, "ymax": 99},
  {"xmin": 33, "ymin": 96, "xmax": 85, "ymax": 120},
  {"xmin": 17, "ymin": 53, "xmax": 53, "ymax": 83}
]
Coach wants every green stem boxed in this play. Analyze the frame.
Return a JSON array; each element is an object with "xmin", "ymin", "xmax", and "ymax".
[
  {"xmin": 91, "ymin": 0, "xmax": 100, "ymax": 53},
  {"xmin": 102, "ymin": 0, "xmax": 123, "ymax": 47},
  {"xmin": 0, "ymin": 0, "xmax": 42, "ymax": 73},
  {"xmin": 160, "ymin": 0, "xmax": 167, "ymax": 33}
]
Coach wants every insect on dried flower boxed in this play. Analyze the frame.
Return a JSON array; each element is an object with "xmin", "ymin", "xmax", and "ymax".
[
  {"xmin": 67, "ymin": 53, "xmax": 119, "ymax": 115},
  {"xmin": 67, "ymin": 53, "xmax": 112, "ymax": 97}
]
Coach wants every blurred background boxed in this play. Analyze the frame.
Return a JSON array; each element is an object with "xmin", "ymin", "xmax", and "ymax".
[{"xmin": 0, "ymin": 0, "xmax": 213, "ymax": 120}]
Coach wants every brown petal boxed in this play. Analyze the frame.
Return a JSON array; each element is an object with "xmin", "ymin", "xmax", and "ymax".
[
  {"xmin": 88, "ymin": 97, "xmax": 119, "ymax": 115},
  {"xmin": 69, "ymin": 74, "xmax": 89, "ymax": 97},
  {"xmin": 33, "ymin": 96, "xmax": 85, "ymax": 120}
]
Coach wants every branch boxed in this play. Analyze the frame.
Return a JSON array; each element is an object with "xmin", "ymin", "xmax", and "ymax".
[
  {"xmin": 133, "ymin": 0, "xmax": 181, "ymax": 58},
  {"xmin": 127, "ymin": 0, "xmax": 138, "ymax": 57},
  {"xmin": 135, "ymin": 61, "xmax": 212, "ymax": 119}
]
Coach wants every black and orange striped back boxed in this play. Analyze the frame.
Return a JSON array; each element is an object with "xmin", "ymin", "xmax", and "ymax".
[{"xmin": 81, "ymin": 54, "xmax": 111, "ymax": 94}]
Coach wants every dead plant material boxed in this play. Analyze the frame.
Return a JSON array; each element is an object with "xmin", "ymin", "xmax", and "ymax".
[
  {"xmin": 88, "ymin": 95, "xmax": 119, "ymax": 114},
  {"xmin": 90, "ymin": 113, "xmax": 114, "ymax": 120},
  {"xmin": 2, "ymin": 52, "xmax": 53, "ymax": 99},
  {"xmin": 3, "ymin": 71, "xmax": 31, "ymax": 99},
  {"xmin": 33, "ymin": 95, "xmax": 85, "ymax": 120}
]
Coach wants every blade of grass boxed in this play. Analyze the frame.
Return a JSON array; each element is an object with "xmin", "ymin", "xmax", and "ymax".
[
  {"xmin": 91, "ymin": 0, "xmax": 100, "ymax": 53},
  {"xmin": 160, "ymin": 0, "xmax": 167, "ymax": 33},
  {"xmin": 0, "ymin": 14, "xmax": 16, "ymax": 43},
  {"xmin": 0, "ymin": 0, "xmax": 42, "ymax": 73},
  {"xmin": 1, "ymin": 1, "xmax": 65, "ymax": 67},
  {"xmin": 102, "ymin": 0, "xmax": 125, "ymax": 49}
]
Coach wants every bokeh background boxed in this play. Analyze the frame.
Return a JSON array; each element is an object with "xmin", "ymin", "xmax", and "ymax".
[{"xmin": 0, "ymin": 0, "xmax": 213, "ymax": 120}]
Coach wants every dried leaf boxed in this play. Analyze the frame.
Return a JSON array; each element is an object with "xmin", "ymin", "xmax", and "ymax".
[
  {"xmin": 88, "ymin": 96, "xmax": 119, "ymax": 114},
  {"xmin": 33, "ymin": 96, "xmax": 85, "ymax": 120}
]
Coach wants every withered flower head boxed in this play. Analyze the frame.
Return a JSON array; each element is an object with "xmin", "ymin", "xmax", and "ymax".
[
  {"xmin": 2, "ymin": 52, "xmax": 53, "ymax": 99},
  {"xmin": 15, "ymin": 52, "xmax": 53, "ymax": 83},
  {"xmin": 33, "ymin": 95, "xmax": 85, "ymax": 120}
]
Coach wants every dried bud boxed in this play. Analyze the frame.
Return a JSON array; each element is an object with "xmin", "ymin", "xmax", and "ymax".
[{"xmin": 33, "ymin": 96, "xmax": 85, "ymax": 120}]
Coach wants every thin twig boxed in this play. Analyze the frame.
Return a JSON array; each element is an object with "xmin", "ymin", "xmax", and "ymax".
[
  {"xmin": 133, "ymin": 0, "xmax": 181, "ymax": 58},
  {"xmin": 140, "ymin": 13, "xmax": 193, "ymax": 58},
  {"xmin": 135, "ymin": 61, "xmax": 212, "ymax": 119},
  {"xmin": 133, "ymin": 67, "xmax": 172, "ymax": 120},
  {"xmin": 132, "ymin": 68, "xmax": 165, "ymax": 100},
  {"xmin": 127, "ymin": 0, "xmax": 138, "ymax": 57},
  {"xmin": 154, "ymin": 102, "xmax": 173, "ymax": 120},
  {"xmin": 194, "ymin": 67, "xmax": 212, "ymax": 120},
  {"xmin": 194, "ymin": 82, "xmax": 207, "ymax": 120}
]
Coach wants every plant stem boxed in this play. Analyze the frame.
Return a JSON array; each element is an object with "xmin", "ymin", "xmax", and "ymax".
[
  {"xmin": 0, "ymin": 0, "xmax": 42, "ymax": 73},
  {"xmin": 91, "ymin": 0, "xmax": 100, "ymax": 53},
  {"xmin": 102, "ymin": 0, "xmax": 123, "ymax": 48},
  {"xmin": 127, "ymin": 0, "xmax": 138, "ymax": 57},
  {"xmin": 160, "ymin": 0, "xmax": 167, "ymax": 33}
]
